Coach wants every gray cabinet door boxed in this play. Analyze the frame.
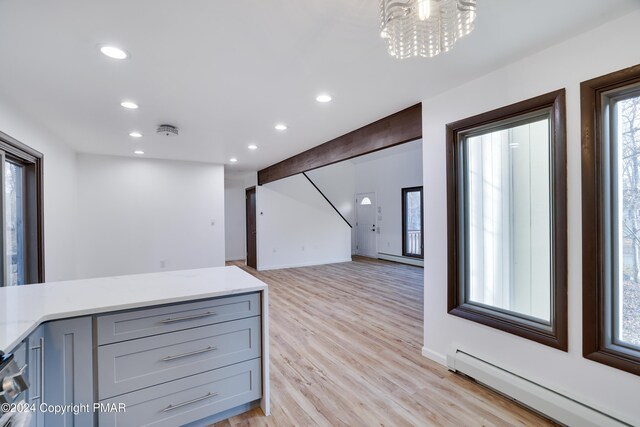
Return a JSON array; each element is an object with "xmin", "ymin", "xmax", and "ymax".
[
  {"xmin": 43, "ymin": 317, "xmax": 94, "ymax": 427},
  {"xmin": 27, "ymin": 326, "xmax": 44, "ymax": 427}
]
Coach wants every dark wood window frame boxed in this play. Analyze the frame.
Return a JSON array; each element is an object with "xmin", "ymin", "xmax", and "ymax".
[
  {"xmin": 581, "ymin": 64, "xmax": 640, "ymax": 376},
  {"xmin": 0, "ymin": 130, "xmax": 44, "ymax": 285},
  {"xmin": 401, "ymin": 186, "xmax": 424, "ymax": 259},
  {"xmin": 446, "ymin": 89, "xmax": 568, "ymax": 350}
]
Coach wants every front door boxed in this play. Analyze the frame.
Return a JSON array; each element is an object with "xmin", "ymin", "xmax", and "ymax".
[
  {"xmin": 355, "ymin": 192, "xmax": 377, "ymax": 258},
  {"xmin": 245, "ymin": 187, "xmax": 257, "ymax": 269}
]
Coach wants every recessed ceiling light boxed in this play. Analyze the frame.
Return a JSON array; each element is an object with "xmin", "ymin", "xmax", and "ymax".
[
  {"xmin": 100, "ymin": 45, "xmax": 129, "ymax": 60},
  {"xmin": 121, "ymin": 101, "xmax": 139, "ymax": 109},
  {"xmin": 316, "ymin": 94, "xmax": 332, "ymax": 103},
  {"xmin": 229, "ymin": 158, "xmax": 238, "ymax": 163},
  {"xmin": 134, "ymin": 150, "xmax": 144, "ymax": 155},
  {"xmin": 275, "ymin": 124, "xmax": 287, "ymax": 131},
  {"xmin": 248, "ymin": 144, "xmax": 258, "ymax": 150},
  {"xmin": 129, "ymin": 132, "xmax": 143, "ymax": 138}
]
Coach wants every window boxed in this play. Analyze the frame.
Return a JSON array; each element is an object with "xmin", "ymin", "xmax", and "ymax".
[
  {"xmin": 447, "ymin": 90, "xmax": 567, "ymax": 350},
  {"xmin": 402, "ymin": 187, "xmax": 423, "ymax": 258},
  {"xmin": 582, "ymin": 64, "xmax": 640, "ymax": 375},
  {"xmin": 0, "ymin": 131, "xmax": 44, "ymax": 286}
]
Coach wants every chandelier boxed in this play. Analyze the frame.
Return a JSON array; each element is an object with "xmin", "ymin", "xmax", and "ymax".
[{"xmin": 380, "ymin": 0, "xmax": 477, "ymax": 59}]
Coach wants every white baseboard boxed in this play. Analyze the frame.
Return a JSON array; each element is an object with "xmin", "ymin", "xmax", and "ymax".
[
  {"xmin": 377, "ymin": 253, "xmax": 424, "ymax": 267},
  {"xmin": 422, "ymin": 346, "xmax": 447, "ymax": 366},
  {"xmin": 258, "ymin": 258, "xmax": 352, "ymax": 271}
]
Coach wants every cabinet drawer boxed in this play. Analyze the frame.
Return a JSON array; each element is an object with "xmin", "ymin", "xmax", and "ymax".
[
  {"xmin": 99, "ymin": 358, "xmax": 262, "ymax": 427},
  {"xmin": 98, "ymin": 317, "xmax": 261, "ymax": 399},
  {"xmin": 97, "ymin": 293, "xmax": 260, "ymax": 345}
]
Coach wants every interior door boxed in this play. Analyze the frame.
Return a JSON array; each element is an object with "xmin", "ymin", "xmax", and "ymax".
[
  {"xmin": 245, "ymin": 187, "xmax": 257, "ymax": 269},
  {"xmin": 356, "ymin": 192, "xmax": 377, "ymax": 258}
]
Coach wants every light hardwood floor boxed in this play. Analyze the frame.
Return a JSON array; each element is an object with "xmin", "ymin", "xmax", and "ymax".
[{"xmin": 216, "ymin": 257, "xmax": 555, "ymax": 427}]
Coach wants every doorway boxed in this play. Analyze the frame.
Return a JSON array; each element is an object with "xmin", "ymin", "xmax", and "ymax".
[
  {"xmin": 245, "ymin": 186, "xmax": 257, "ymax": 269},
  {"xmin": 355, "ymin": 192, "xmax": 377, "ymax": 258}
]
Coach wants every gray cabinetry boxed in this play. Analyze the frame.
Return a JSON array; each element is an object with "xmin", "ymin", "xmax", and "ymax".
[
  {"xmin": 98, "ymin": 358, "xmax": 261, "ymax": 427},
  {"xmin": 10, "ymin": 340, "xmax": 27, "ymax": 369},
  {"xmin": 97, "ymin": 292, "xmax": 263, "ymax": 426},
  {"xmin": 14, "ymin": 292, "xmax": 262, "ymax": 427},
  {"xmin": 98, "ymin": 316, "xmax": 261, "ymax": 399},
  {"xmin": 96, "ymin": 293, "xmax": 261, "ymax": 345},
  {"xmin": 27, "ymin": 325, "xmax": 44, "ymax": 427},
  {"xmin": 42, "ymin": 317, "xmax": 94, "ymax": 427}
]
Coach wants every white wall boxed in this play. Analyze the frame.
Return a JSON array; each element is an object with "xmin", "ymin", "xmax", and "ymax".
[
  {"xmin": 305, "ymin": 141, "xmax": 423, "ymax": 258},
  {"xmin": 76, "ymin": 154, "xmax": 225, "ymax": 279},
  {"xmin": 422, "ymin": 10, "xmax": 640, "ymax": 424},
  {"xmin": 257, "ymin": 173, "xmax": 351, "ymax": 270},
  {"xmin": 0, "ymin": 100, "xmax": 78, "ymax": 281},
  {"xmin": 224, "ymin": 171, "xmax": 257, "ymax": 261},
  {"xmin": 355, "ymin": 141, "xmax": 423, "ymax": 258},
  {"xmin": 306, "ymin": 161, "xmax": 356, "ymax": 251}
]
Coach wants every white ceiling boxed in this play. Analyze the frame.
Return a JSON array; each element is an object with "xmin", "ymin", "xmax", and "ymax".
[
  {"xmin": 349, "ymin": 139, "xmax": 422, "ymax": 165},
  {"xmin": 0, "ymin": 0, "xmax": 637, "ymax": 172}
]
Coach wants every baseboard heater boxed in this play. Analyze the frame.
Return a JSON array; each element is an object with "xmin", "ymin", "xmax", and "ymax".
[
  {"xmin": 377, "ymin": 252, "xmax": 424, "ymax": 267},
  {"xmin": 447, "ymin": 349, "xmax": 630, "ymax": 427}
]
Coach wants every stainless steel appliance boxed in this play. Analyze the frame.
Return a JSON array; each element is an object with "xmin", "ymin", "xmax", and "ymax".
[{"xmin": 0, "ymin": 351, "xmax": 30, "ymax": 427}]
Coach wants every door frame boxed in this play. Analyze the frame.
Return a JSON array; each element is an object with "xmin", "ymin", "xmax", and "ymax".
[
  {"xmin": 401, "ymin": 186, "xmax": 424, "ymax": 259},
  {"xmin": 355, "ymin": 192, "xmax": 377, "ymax": 257},
  {"xmin": 245, "ymin": 186, "xmax": 257, "ymax": 269}
]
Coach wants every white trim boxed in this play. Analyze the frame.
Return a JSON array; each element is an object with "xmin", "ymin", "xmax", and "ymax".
[
  {"xmin": 447, "ymin": 349, "xmax": 631, "ymax": 427},
  {"xmin": 377, "ymin": 252, "xmax": 424, "ymax": 267},
  {"xmin": 260, "ymin": 288, "xmax": 270, "ymax": 415},
  {"xmin": 422, "ymin": 346, "xmax": 447, "ymax": 366},
  {"xmin": 257, "ymin": 258, "xmax": 352, "ymax": 271}
]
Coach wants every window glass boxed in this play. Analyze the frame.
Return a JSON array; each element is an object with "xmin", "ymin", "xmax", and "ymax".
[
  {"xmin": 5, "ymin": 161, "xmax": 25, "ymax": 286},
  {"xmin": 402, "ymin": 187, "xmax": 423, "ymax": 257},
  {"xmin": 465, "ymin": 117, "xmax": 551, "ymax": 322},
  {"xmin": 616, "ymin": 93, "xmax": 640, "ymax": 348}
]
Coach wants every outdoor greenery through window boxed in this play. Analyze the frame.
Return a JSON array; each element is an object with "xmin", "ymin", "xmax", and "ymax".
[
  {"xmin": 581, "ymin": 64, "xmax": 640, "ymax": 375},
  {"xmin": 447, "ymin": 90, "xmax": 567, "ymax": 350},
  {"xmin": 402, "ymin": 187, "xmax": 423, "ymax": 258},
  {"xmin": 0, "ymin": 131, "xmax": 43, "ymax": 286}
]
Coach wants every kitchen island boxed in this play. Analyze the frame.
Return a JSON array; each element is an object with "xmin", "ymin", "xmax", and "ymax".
[{"xmin": 0, "ymin": 266, "xmax": 269, "ymax": 426}]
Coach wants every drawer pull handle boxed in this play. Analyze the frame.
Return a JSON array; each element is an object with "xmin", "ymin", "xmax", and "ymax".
[
  {"xmin": 29, "ymin": 338, "xmax": 44, "ymax": 401},
  {"xmin": 160, "ymin": 311, "xmax": 216, "ymax": 323},
  {"xmin": 162, "ymin": 346, "xmax": 217, "ymax": 361},
  {"xmin": 162, "ymin": 392, "xmax": 218, "ymax": 412}
]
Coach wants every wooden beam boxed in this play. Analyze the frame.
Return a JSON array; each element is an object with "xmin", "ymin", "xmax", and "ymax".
[{"xmin": 258, "ymin": 103, "xmax": 422, "ymax": 185}]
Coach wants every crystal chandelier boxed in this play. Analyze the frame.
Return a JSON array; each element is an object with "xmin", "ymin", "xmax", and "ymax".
[{"xmin": 380, "ymin": 0, "xmax": 477, "ymax": 59}]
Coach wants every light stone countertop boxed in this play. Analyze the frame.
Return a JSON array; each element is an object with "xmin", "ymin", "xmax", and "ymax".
[{"xmin": 0, "ymin": 266, "xmax": 267, "ymax": 353}]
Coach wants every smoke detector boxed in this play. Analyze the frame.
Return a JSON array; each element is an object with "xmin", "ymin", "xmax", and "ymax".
[{"xmin": 157, "ymin": 124, "xmax": 179, "ymax": 137}]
